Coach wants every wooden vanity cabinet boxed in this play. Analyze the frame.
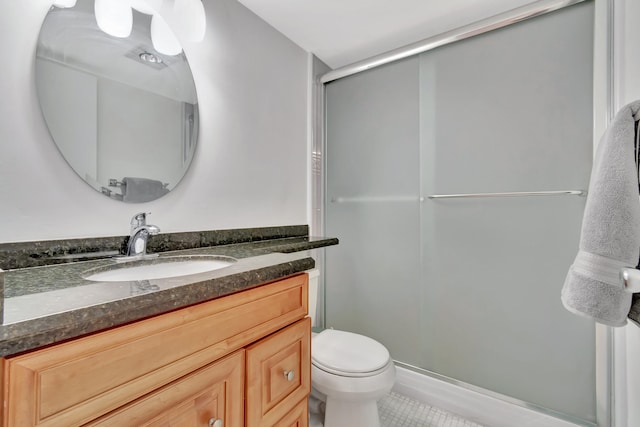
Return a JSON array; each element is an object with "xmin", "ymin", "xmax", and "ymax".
[
  {"xmin": 1, "ymin": 273, "xmax": 311, "ymax": 427},
  {"xmin": 246, "ymin": 317, "xmax": 311, "ymax": 426},
  {"xmin": 89, "ymin": 349, "xmax": 245, "ymax": 427}
]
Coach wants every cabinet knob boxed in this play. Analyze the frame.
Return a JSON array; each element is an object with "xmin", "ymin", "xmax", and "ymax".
[
  {"xmin": 209, "ymin": 418, "xmax": 223, "ymax": 427},
  {"xmin": 284, "ymin": 370, "xmax": 295, "ymax": 381}
]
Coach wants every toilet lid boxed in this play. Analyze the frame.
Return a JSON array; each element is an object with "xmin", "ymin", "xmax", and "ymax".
[{"xmin": 312, "ymin": 329, "xmax": 390, "ymax": 374}]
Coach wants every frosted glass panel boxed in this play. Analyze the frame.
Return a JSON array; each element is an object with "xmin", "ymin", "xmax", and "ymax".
[
  {"xmin": 419, "ymin": 4, "xmax": 593, "ymax": 195},
  {"xmin": 419, "ymin": 2, "xmax": 594, "ymax": 420},
  {"xmin": 325, "ymin": 1, "xmax": 595, "ymax": 423},
  {"xmin": 421, "ymin": 197, "xmax": 593, "ymax": 418},
  {"xmin": 326, "ymin": 203, "xmax": 421, "ymax": 364},
  {"xmin": 325, "ymin": 57, "xmax": 422, "ymax": 364}
]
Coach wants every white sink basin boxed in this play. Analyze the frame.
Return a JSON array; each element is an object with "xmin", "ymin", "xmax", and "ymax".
[{"xmin": 84, "ymin": 256, "xmax": 236, "ymax": 282}]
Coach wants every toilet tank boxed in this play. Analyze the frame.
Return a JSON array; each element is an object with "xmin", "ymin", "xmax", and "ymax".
[{"xmin": 307, "ymin": 269, "xmax": 320, "ymax": 327}]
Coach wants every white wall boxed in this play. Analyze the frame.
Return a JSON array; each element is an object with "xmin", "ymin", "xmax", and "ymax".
[
  {"xmin": 0, "ymin": 0, "xmax": 309, "ymax": 243},
  {"xmin": 612, "ymin": 1, "xmax": 640, "ymax": 426},
  {"xmin": 36, "ymin": 58, "xmax": 98, "ymax": 184}
]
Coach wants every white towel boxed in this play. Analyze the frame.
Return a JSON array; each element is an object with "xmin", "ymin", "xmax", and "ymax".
[
  {"xmin": 121, "ymin": 177, "xmax": 169, "ymax": 203},
  {"xmin": 561, "ymin": 100, "xmax": 640, "ymax": 326}
]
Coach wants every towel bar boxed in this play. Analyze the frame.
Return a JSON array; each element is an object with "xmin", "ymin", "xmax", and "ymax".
[
  {"xmin": 330, "ymin": 191, "xmax": 587, "ymax": 202},
  {"xmin": 428, "ymin": 190, "xmax": 586, "ymax": 199},
  {"xmin": 330, "ymin": 196, "xmax": 424, "ymax": 203},
  {"xmin": 620, "ymin": 268, "xmax": 640, "ymax": 293}
]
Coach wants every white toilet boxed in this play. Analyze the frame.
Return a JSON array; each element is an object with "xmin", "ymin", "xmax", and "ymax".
[{"xmin": 307, "ymin": 270, "xmax": 396, "ymax": 427}]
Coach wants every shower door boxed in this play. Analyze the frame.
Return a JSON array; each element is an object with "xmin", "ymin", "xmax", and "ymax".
[{"xmin": 324, "ymin": 1, "xmax": 595, "ymax": 424}]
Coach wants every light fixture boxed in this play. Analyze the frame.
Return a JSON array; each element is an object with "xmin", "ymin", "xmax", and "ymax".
[
  {"xmin": 52, "ymin": 0, "xmax": 77, "ymax": 7},
  {"xmin": 151, "ymin": 13, "xmax": 182, "ymax": 56},
  {"xmin": 172, "ymin": 0, "xmax": 206, "ymax": 42},
  {"xmin": 130, "ymin": 0, "xmax": 158, "ymax": 15},
  {"xmin": 94, "ymin": 0, "xmax": 133, "ymax": 38},
  {"xmin": 139, "ymin": 51, "xmax": 162, "ymax": 64},
  {"xmin": 51, "ymin": 0, "xmax": 206, "ymax": 56}
]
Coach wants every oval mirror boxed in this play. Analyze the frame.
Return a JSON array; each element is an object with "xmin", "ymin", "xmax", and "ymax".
[{"xmin": 35, "ymin": 0, "xmax": 199, "ymax": 202}]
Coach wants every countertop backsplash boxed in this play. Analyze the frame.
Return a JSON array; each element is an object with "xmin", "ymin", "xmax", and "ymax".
[{"xmin": 0, "ymin": 224, "xmax": 311, "ymax": 271}]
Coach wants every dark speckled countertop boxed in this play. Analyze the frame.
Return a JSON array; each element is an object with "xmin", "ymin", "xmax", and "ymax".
[{"xmin": 0, "ymin": 226, "xmax": 338, "ymax": 357}]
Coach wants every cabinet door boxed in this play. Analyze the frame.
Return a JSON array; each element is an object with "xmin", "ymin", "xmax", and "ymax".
[
  {"xmin": 273, "ymin": 398, "xmax": 309, "ymax": 427},
  {"xmin": 88, "ymin": 350, "xmax": 244, "ymax": 427},
  {"xmin": 246, "ymin": 317, "xmax": 311, "ymax": 427}
]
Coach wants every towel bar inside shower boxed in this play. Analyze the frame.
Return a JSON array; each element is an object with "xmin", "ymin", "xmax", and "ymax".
[
  {"xmin": 428, "ymin": 190, "xmax": 586, "ymax": 199},
  {"xmin": 330, "ymin": 190, "xmax": 587, "ymax": 203}
]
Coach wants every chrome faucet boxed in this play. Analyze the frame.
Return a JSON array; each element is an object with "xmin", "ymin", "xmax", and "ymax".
[{"xmin": 126, "ymin": 212, "xmax": 160, "ymax": 257}]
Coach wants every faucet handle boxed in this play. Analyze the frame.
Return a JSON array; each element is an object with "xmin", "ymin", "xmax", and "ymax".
[{"xmin": 130, "ymin": 212, "xmax": 150, "ymax": 231}]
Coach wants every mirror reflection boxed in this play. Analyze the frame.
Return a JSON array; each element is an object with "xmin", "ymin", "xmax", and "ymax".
[{"xmin": 35, "ymin": 0, "xmax": 200, "ymax": 202}]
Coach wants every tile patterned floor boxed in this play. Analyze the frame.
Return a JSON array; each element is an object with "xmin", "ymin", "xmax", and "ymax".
[
  {"xmin": 309, "ymin": 391, "xmax": 486, "ymax": 427},
  {"xmin": 378, "ymin": 391, "xmax": 486, "ymax": 427}
]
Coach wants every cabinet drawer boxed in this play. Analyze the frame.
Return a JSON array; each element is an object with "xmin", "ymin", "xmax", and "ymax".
[
  {"xmin": 88, "ymin": 350, "xmax": 244, "ymax": 427},
  {"xmin": 246, "ymin": 317, "xmax": 311, "ymax": 427},
  {"xmin": 274, "ymin": 397, "xmax": 309, "ymax": 427},
  {"xmin": 4, "ymin": 274, "xmax": 307, "ymax": 427}
]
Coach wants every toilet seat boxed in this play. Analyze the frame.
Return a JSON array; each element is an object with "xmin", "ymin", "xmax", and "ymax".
[{"xmin": 312, "ymin": 329, "xmax": 391, "ymax": 377}]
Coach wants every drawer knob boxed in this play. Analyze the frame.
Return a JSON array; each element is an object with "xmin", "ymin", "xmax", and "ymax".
[
  {"xmin": 209, "ymin": 418, "xmax": 223, "ymax": 427},
  {"xmin": 284, "ymin": 370, "xmax": 295, "ymax": 381}
]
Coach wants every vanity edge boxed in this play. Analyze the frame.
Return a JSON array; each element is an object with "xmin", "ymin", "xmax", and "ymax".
[
  {"xmin": 0, "ymin": 234, "xmax": 338, "ymax": 357},
  {"xmin": 0, "ymin": 258, "xmax": 313, "ymax": 357}
]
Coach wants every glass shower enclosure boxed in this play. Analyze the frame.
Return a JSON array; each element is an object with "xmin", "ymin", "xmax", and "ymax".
[{"xmin": 324, "ymin": 1, "xmax": 596, "ymax": 424}]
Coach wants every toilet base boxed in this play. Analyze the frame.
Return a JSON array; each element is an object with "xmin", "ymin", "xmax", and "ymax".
[
  {"xmin": 309, "ymin": 411, "xmax": 324, "ymax": 427},
  {"xmin": 323, "ymin": 396, "xmax": 381, "ymax": 427}
]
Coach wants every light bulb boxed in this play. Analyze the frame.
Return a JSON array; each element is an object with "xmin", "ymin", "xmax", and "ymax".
[
  {"xmin": 130, "ymin": 0, "xmax": 160, "ymax": 15},
  {"xmin": 94, "ymin": 0, "xmax": 133, "ymax": 38},
  {"xmin": 52, "ymin": 0, "xmax": 78, "ymax": 7},
  {"xmin": 151, "ymin": 13, "xmax": 182, "ymax": 55},
  {"xmin": 172, "ymin": 0, "xmax": 206, "ymax": 42}
]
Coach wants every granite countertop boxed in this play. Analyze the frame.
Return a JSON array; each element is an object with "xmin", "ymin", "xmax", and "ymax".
[{"xmin": 0, "ymin": 234, "xmax": 338, "ymax": 357}]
